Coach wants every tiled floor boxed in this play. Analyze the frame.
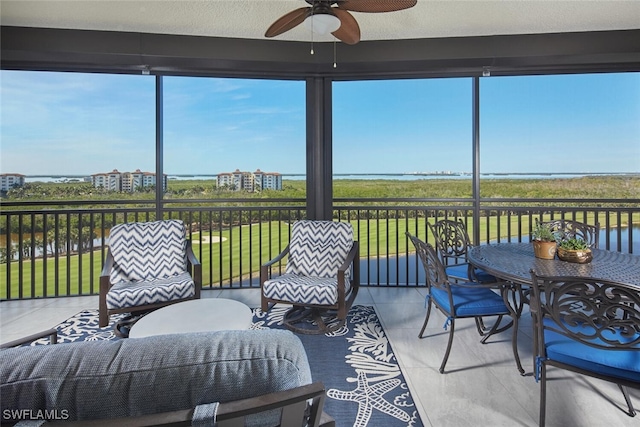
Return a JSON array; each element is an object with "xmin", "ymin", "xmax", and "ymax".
[{"xmin": 1, "ymin": 287, "xmax": 638, "ymax": 427}]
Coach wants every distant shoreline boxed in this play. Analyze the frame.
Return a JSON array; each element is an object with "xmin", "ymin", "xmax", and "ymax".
[{"xmin": 23, "ymin": 172, "xmax": 640, "ymax": 183}]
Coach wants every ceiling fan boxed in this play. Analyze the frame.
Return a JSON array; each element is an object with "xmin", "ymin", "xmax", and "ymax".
[{"xmin": 264, "ymin": 0, "xmax": 417, "ymax": 45}]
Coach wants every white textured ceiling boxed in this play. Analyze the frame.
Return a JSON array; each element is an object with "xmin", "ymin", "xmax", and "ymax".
[{"xmin": 1, "ymin": 0, "xmax": 639, "ymax": 43}]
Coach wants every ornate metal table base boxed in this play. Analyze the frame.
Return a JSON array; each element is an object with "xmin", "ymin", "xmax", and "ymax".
[
  {"xmin": 283, "ymin": 306, "xmax": 344, "ymax": 335},
  {"xmin": 475, "ymin": 315, "xmax": 513, "ymax": 344},
  {"xmin": 501, "ymin": 282, "xmax": 526, "ymax": 375}
]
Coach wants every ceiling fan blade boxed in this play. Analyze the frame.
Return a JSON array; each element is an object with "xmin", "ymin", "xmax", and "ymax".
[
  {"xmin": 265, "ymin": 7, "xmax": 310, "ymax": 37},
  {"xmin": 337, "ymin": 0, "xmax": 417, "ymax": 13},
  {"xmin": 332, "ymin": 9, "xmax": 360, "ymax": 45}
]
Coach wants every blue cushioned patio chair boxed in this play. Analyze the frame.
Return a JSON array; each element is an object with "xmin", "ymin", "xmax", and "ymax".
[
  {"xmin": 529, "ymin": 272, "xmax": 639, "ymax": 427},
  {"xmin": 261, "ymin": 220, "xmax": 360, "ymax": 335},
  {"xmin": 407, "ymin": 232, "xmax": 517, "ymax": 374},
  {"xmin": 428, "ymin": 219, "xmax": 498, "ymax": 284},
  {"xmin": 99, "ymin": 220, "xmax": 201, "ymax": 329},
  {"xmin": 428, "ymin": 220, "xmax": 517, "ymax": 345}
]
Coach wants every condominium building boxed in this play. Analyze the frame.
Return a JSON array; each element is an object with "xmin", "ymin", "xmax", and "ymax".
[
  {"xmin": 216, "ymin": 169, "xmax": 282, "ymax": 192},
  {"xmin": 120, "ymin": 170, "xmax": 142, "ymax": 192},
  {"xmin": 0, "ymin": 173, "xmax": 26, "ymax": 192},
  {"xmin": 91, "ymin": 169, "xmax": 167, "ymax": 192},
  {"xmin": 254, "ymin": 169, "xmax": 283, "ymax": 191},
  {"xmin": 216, "ymin": 172, "xmax": 234, "ymax": 189}
]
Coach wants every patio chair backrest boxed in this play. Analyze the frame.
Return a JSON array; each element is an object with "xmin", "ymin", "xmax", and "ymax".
[
  {"xmin": 407, "ymin": 233, "xmax": 449, "ymax": 291},
  {"xmin": 109, "ymin": 220, "xmax": 188, "ymax": 283},
  {"xmin": 530, "ymin": 273, "xmax": 640, "ymax": 352},
  {"xmin": 285, "ymin": 220, "xmax": 354, "ymax": 278},
  {"xmin": 428, "ymin": 219, "xmax": 473, "ymax": 264},
  {"xmin": 544, "ymin": 219, "xmax": 600, "ymax": 248}
]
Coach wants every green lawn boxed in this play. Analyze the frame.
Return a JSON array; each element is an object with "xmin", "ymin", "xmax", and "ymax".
[{"xmin": 1, "ymin": 213, "xmax": 637, "ymax": 299}]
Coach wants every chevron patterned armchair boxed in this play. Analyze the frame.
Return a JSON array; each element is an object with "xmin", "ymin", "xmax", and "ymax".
[
  {"xmin": 99, "ymin": 220, "xmax": 201, "ymax": 328},
  {"xmin": 261, "ymin": 220, "xmax": 360, "ymax": 335}
]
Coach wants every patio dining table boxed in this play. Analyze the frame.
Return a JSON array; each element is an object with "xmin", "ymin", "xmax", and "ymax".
[
  {"xmin": 467, "ymin": 242, "xmax": 640, "ymax": 287},
  {"xmin": 467, "ymin": 242, "xmax": 640, "ymax": 376}
]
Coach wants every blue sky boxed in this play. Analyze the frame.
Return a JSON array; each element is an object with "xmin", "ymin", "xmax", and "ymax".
[{"xmin": 1, "ymin": 70, "xmax": 638, "ymax": 176}]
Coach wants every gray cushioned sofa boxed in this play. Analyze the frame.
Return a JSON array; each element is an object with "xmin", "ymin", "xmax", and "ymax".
[{"xmin": 1, "ymin": 329, "xmax": 327, "ymax": 426}]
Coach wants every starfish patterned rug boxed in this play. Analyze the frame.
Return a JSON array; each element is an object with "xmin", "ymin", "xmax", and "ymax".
[{"xmin": 30, "ymin": 305, "xmax": 423, "ymax": 427}]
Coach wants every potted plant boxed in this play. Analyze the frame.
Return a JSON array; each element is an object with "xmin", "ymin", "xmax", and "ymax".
[
  {"xmin": 531, "ymin": 220, "xmax": 558, "ymax": 260},
  {"xmin": 557, "ymin": 237, "xmax": 593, "ymax": 263}
]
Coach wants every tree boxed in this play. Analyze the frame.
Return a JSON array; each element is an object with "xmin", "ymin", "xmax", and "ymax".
[
  {"xmin": 20, "ymin": 236, "xmax": 43, "ymax": 259},
  {"xmin": 0, "ymin": 246, "xmax": 18, "ymax": 264}
]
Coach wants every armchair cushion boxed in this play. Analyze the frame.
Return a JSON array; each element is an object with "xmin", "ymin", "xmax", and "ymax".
[
  {"xmin": 105, "ymin": 271, "xmax": 195, "ymax": 310},
  {"xmin": 263, "ymin": 273, "xmax": 350, "ymax": 306},
  {"xmin": 285, "ymin": 220, "xmax": 354, "ymax": 278},
  {"xmin": 109, "ymin": 220, "xmax": 188, "ymax": 283}
]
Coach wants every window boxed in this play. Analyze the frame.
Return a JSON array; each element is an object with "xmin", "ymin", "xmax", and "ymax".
[
  {"xmin": 0, "ymin": 70, "xmax": 155, "ymax": 199},
  {"xmin": 333, "ymin": 78, "xmax": 473, "ymax": 198},
  {"xmin": 480, "ymin": 73, "xmax": 640, "ymax": 180},
  {"xmin": 162, "ymin": 77, "xmax": 305, "ymax": 197}
]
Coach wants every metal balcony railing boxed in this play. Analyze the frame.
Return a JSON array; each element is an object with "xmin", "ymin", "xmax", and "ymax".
[{"xmin": 1, "ymin": 198, "xmax": 638, "ymax": 300}]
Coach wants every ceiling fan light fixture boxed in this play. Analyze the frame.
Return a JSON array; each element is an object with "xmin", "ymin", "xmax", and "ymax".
[{"xmin": 304, "ymin": 12, "xmax": 341, "ymax": 35}]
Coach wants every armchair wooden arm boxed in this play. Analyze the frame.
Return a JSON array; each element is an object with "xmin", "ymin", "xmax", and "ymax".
[
  {"xmin": 0, "ymin": 328, "xmax": 58, "ymax": 349},
  {"xmin": 260, "ymin": 244, "xmax": 290, "ymax": 312},
  {"xmin": 338, "ymin": 241, "xmax": 359, "ymax": 274},
  {"xmin": 42, "ymin": 382, "xmax": 334, "ymax": 427},
  {"xmin": 336, "ymin": 241, "xmax": 360, "ymax": 320},
  {"xmin": 185, "ymin": 240, "xmax": 201, "ymax": 299},
  {"xmin": 98, "ymin": 249, "xmax": 115, "ymax": 327},
  {"xmin": 100, "ymin": 249, "xmax": 115, "ymax": 279},
  {"xmin": 264, "ymin": 245, "xmax": 291, "ymax": 267}
]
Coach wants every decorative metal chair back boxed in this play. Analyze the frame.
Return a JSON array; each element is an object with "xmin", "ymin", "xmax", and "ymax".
[
  {"xmin": 529, "ymin": 272, "xmax": 640, "ymax": 426},
  {"xmin": 428, "ymin": 219, "xmax": 473, "ymax": 265},
  {"xmin": 406, "ymin": 233, "xmax": 450, "ymax": 294},
  {"xmin": 427, "ymin": 219, "xmax": 498, "ymax": 284},
  {"xmin": 544, "ymin": 219, "xmax": 599, "ymax": 248},
  {"xmin": 530, "ymin": 274, "xmax": 640, "ymax": 353}
]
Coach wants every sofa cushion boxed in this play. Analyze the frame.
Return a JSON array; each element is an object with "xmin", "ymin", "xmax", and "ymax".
[{"xmin": 1, "ymin": 329, "xmax": 311, "ymax": 423}]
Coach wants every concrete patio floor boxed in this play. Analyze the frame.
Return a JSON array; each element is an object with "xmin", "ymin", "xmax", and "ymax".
[{"xmin": 1, "ymin": 287, "xmax": 638, "ymax": 427}]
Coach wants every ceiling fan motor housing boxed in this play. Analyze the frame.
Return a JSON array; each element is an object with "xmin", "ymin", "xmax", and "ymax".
[{"xmin": 266, "ymin": 0, "xmax": 417, "ymax": 44}]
